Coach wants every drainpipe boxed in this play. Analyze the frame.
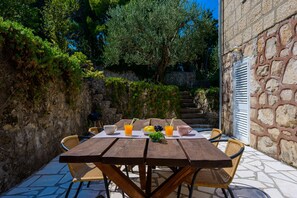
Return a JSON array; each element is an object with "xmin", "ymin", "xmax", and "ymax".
[{"xmin": 218, "ymin": 0, "xmax": 223, "ymax": 130}]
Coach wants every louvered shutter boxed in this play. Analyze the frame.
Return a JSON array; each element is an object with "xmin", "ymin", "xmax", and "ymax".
[{"xmin": 233, "ymin": 57, "xmax": 250, "ymax": 144}]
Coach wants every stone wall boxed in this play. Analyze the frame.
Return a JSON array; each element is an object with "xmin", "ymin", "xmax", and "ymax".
[
  {"xmin": 222, "ymin": 0, "xmax": 297, "ymax": 167},
  {"xmin": 164, "ymin": 71, "xmax": 197, "ymax": 88},
  {"xmin": 223, "ymin": 0, "xmax": 297, "ymax": 54},
  {"xmin": 0, "ymin": 57, "xmax": 122, "ymax": 192}
]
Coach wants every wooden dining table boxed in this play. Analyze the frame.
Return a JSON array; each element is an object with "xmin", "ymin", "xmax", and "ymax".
[{"xmin": 59, "ymin": 119, "xmax": 232, "ymax": 198}]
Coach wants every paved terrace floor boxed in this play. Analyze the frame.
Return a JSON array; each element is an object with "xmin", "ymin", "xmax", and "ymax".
[{"xmin": 1, "ymin": 131, "xmax": 297, "ymax": 198}]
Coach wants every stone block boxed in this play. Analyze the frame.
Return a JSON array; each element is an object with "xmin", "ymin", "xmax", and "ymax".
[
  {"xmin": 268, "ymin": 128, "xmax": 280, "ymax": 141},
  {"xmin": 252, "ymin": 19, "xmax": 264, "ymax": 38},
  {"xmin": 250, "ymin": 70, "xmax": 262, "ymax": 94},
  {"xmin": 280, "ymin": 139, "xmax": 297, "ymax": 167},
  {"xmin": 280, "ymin": 24, "xmax": 293, "ymax": 46},
  {"xmin": 262, "ymin": 0, "xmax": 273, "ymax": 14},
  {"xmin": 250, "ymin": 96, "xmax": 258, "ymax": 107},
  {"xmin": 243, "ymin": 27, "xmax": 252, "ymax": 43},
  {"xmin": 283, "ymin": 58, "xmax": 297, "ymax": 84},
  {"xmin": 293, "ymin": 42, "xmax": 297, "ymax": 55},
  {"xmin": 295, "ymin": 92, "xmax": 297, "ymax": 102},
  {"xmin": 257, "ymin": 37, "xmax": 265, "ymax": 53},
  {"xmin": 282, "ymin": 130, "xmax": 292, "ymax": 136},
  {"xmin": 266, "ymin": 78, "xmax": 279, "ymax": 93},
  {"xmin": 263, "ymin": 11, "xmax": 275, "ymax": 30},
  {"xmin": 256, "ymin": 65, "xmax": 269, "ymax": 77},
  {"xmin": 242, "ymin": 0, "xmax": 251, "ymax": 15},
  {"xmin": 268, "ymin": 94, "xmax": 279, "ymax": 106},
  {"xmin": 276, "ymin": 104, "xmax": 297, "ymax": 127},
  {"xmin": 250, "ymin": 108, "xmax": 257, "ymax": 119},
  {"xmin": 259, "ymin": 93, "xmax": 266, "ymax": 105},
  {"xmin": 250, "ymin": 133, "xmax": 257, "ymax": 148},
  {"xmin": 258, "ymin": 136, "xmax": 277, "ymax": 156},
  {"xmin": 271, "ymin": 60, "xmax": 283, "ymax": 77},
  {"xmin": 238, "ymin": 17, "xmax": 247, "ymax": 32},
  {"xmin": 243, "ymin": 41, "xmax": 253, "ymax": 56},
  {"xmin": 265, "ymin": 37, "xmax": 277, "ymax": 59},
  {"xmin": 276, "ymin": 0, "xmax": 297, "ymax": 23},
  {"xmin": 258, "ymin": 108, "xmax": 274, "ymax": 126},
  {"xmin": 250, "ymin": 4, "xmax": 262, "ymax": 24},
  {"xmin": 280, "ymin": 89, "xmax": 293, "ymax": 101},
  {"xmin": 235, "ymin": 4, "xmax": 242, "ymax": 19},
  {"xmin": 251, "ymin": 121, "xmax": 264, "ymax": 134},
  {"xmin": 280, "ymin": 48, "xmax": 289, "ymax": 57}
]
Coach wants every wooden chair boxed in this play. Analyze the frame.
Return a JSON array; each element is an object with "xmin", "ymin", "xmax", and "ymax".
[
  {"xmin": 88, "ymin": 127, "xmax": 100, "ymax": 136},
  {"xmin": 61, "ymin": 135, "xmax": 110, "ymax": 198},
  {"xmin": 208, "ymin": 128, "xmax": 223, "ymax": 147},
  {"xmin": 178, "ymin": 139, "xmax": 245, "ymax": 198}
]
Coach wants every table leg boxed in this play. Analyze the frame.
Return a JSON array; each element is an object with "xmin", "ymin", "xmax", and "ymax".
[
  {"xmin": 95, "ymin": 163, "xmax": 146, "ymax": 198},
  {"xmin": 139, "ymin": 164, "xmax": 146, "ymax": 190},
  {"xmin": 151, "ymin": 166, "xmax": 197, "ymax": 198},
  {"xmin": 146, "ymin": 166, "xmax": 152, "ymax": 195}
]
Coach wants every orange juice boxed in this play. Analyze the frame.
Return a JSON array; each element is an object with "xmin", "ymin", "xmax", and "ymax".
[
  {"xmin": 124, "ymin": 124, "xmax": 133, "ymax": 136},
  {"xmin": 165, "ymin": 126, "xmax": 173, "ymax": 137}
]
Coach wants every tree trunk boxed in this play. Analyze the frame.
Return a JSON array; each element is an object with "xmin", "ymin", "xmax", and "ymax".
[{"xmin": 155, "ymin": 45, "xmax": 170, "ymax": 83}]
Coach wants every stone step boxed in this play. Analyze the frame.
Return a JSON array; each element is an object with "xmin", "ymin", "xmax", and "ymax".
[
  {"xmin": 180, "ymin": 99, "xmax": 193, "ymax": 103},
  {"xmin": 180, "ymin": 108, "xmax": 202, "ymax": 113},
  {"xmin": 180, "ymin": 94, "xmax": 192, "ymax": 99},
  {"xmin": 182, "ymin": 118, "xmax": 207, "ymax": 124},
  {"xmin": 181, "ymin": 103, "xmax": 196, "ymax": 108},
  {"xmin": 180, "ymin": 113, "xmax": 205, "ymax": 119}
]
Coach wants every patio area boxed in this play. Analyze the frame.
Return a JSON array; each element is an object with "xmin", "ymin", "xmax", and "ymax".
[{"xmin": 1, "ymin": 131, "xmax": 297, "ymax": 198}]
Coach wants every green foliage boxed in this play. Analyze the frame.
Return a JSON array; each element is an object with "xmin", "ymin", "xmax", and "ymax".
[
  {"xmin": 103, "ymin": 77, "xmax": 180, "ymax": 118},
  {"xmin": 42, "ymin": 0, "xmax": 79, "ymax": 51},
  {"xmin": 194, "ymin": 87, "xmax": 219, "ymax": 111},
  {"xmin": 0, "ymin": 18, "xmax": 83, "ymax": 103},
  {"xmin": 0, "ymin": 0, "xmax": 41, "ymax": 32},
  {"xmin": 103, "ymin": 0, "xmax": 216, "ymax": 82}
]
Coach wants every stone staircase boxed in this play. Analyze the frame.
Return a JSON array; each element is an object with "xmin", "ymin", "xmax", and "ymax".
[{"xmin": 180, "ymin": 91, "xmax": 213, "ymax": 130}]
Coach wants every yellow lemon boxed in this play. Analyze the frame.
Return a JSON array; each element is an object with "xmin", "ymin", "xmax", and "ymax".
[{"xmin": 144, "ymin": 126, "xmax": 155, "ymax": 132}]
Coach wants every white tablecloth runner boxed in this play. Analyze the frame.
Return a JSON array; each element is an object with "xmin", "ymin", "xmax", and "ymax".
[{"xmin": 92, "ymin": 130, "xmax": 205, "ymax": 139}]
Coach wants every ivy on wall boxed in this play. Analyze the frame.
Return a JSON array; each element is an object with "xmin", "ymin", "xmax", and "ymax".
[
  {"xmin": 0, "ymin": 18, "xmax": 84, "ymax": 103},
  {"xmin": 104, "ymin": 77, "xmax": 180, "ymax": 118}
]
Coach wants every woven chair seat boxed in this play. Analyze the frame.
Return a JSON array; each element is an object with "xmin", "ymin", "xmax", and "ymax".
[
  {"xmin": 185, "ymin": 168, "xmax": 232, "ymax": 189},
  {"xmin": 72, "ymin": 164, "xmax": 104, "ymax": 182}
]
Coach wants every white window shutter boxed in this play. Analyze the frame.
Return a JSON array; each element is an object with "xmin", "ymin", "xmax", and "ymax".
[{"xmin": 233, "ymin": 57, "xmax": 250, "ymax": 144}]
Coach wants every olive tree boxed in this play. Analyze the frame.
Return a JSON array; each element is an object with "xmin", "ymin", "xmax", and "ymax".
[{"xmin": 103, "ymin": 0, "xmax": 215, "ymax": 82}]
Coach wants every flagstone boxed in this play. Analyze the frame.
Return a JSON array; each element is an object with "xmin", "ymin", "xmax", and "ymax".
[
  {"xmin": 264, "ymin": 164, "xmax": 278, "ymax": 173},
  {"xmin": 270, "ymin": 173, "xmax": 296, "ymax": 182},
  {"xmin": 236, "ymin": 170, "xmax": 255, "ymax": 178},
  {"xmin": 257, "ymin": 172, "xmax": 274, "ymax": 184},
  {"xmin": 263, "ymin": 161, "xmax": 296, "ymax": 171},
  {"xmin": 273, "ymin": 178, "xmax": 297, "ymax": 197}
]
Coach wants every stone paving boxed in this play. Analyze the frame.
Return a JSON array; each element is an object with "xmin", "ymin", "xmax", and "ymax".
[{"xmin": 1, "ymin": 131, "xmax": 297, "ymax": 198}]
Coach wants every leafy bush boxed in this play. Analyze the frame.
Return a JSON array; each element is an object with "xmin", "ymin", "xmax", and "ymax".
[
  {"xmin": 104, "ymin": 77, "xmax": 180, "ymax": 118},
  {"xmin": 0, "ymin": 18, "xmax": 84, "ymax": 102},
  {"xmin": 194, "ymin": 87, "xmax": 219, "ymax": 112}
]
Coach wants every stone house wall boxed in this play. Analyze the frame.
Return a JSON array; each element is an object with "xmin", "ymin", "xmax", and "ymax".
[{"xmin": 222, "ymin": 0, "xmax": 297, "ymax": 167}]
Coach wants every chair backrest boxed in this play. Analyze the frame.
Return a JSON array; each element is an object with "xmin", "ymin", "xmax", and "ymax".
[
  {"xmin": 88, "ymin": 127, "xmax": 100, "ymax": 135},
  {"xmin": 223, "ymin": 139, "xmax": 245, "ymax": 179},
  {"xmin": 61, "ymin": 135, "xmax": 80, "ymax": 151},
  {"xmin": 60, "ymin": 135, "xmax": 88, "ymax": 178},
  {"xmin": 210, "ymin": 128, "xmax": 222, "ymax": 147}
]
